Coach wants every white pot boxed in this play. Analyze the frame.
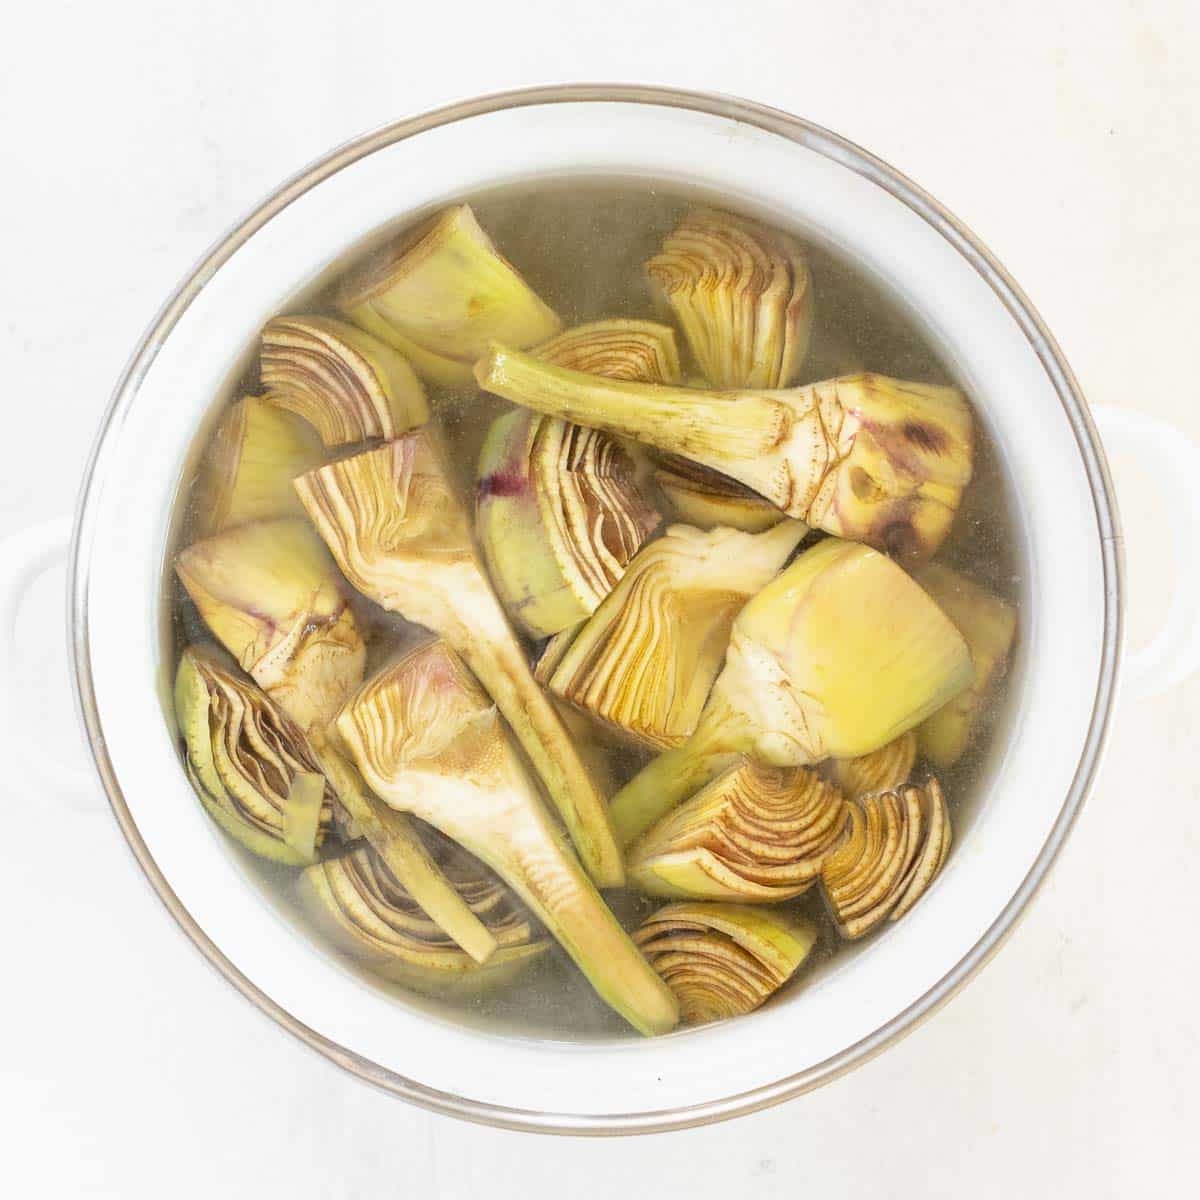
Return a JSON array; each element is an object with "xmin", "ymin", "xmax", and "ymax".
[{"xmin": 6, "ymin": 85, "xmax": 1183, "ymax": 1134}]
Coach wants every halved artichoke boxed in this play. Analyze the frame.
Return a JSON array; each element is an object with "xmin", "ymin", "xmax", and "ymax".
[
  {"xmin": 634, "ymin": 902, "xmax": 817, "ymax": 1025},
  {"xmin": 338, "ymin": 204, "xmax": 561, "ymax": 386},
  {"xmin": 820, "ymin": 776, "xmax": 952, "ymax": 938},
  {"xmin": 335, "ymin": 639, "xmax": 679, "ymax": 1035},
  {"xmin": 653, "ymin": 454, "xmax": 794, "ymax": 534},
  {"xmin": 476, "ymin": 349, "xmax": 974, "ymax": 562},
  {"xmin": 832, "ymin": 731, "xmax": 918, "ymax": 799},
  {"xmin": 299, "ymin": 841, "xmax": 548, "ymax": 996},
  {"xmin": 626, "ymin": 761, "xmax": 847, "ymax": 902},
  {"xmin": 534, "ymin": 318, "xmax": 682, "ymax": 382},
  {"xmin": 175, "ymin": 518, "xmax": 366, "ymax": 734},
  {"xmin": 610, "ymin": 538, "xmax": 972, "ymax": 845},
  {"xmin": 192, "ymin": 396, "xmax": 325, "ymax": 537},
  {"xmin": 916, "ymin": 563, "xmax": 1018, "ymax": 767},
  {"xmin": 175, "ymin": 644, "xmax": 333, "ymax": 865},
  {"xmin": 546, "ymin": 520, "xmax": 807, "ymax": 749},
  {"xmin": 645, "ymin": 208, "xmax": 814, "ymax": 389},
  {"xmin": 260, "ymin": 315, "xmax": 428, "ymax": 447},
  {"xmin": 294, "ymin": 430, "xmax": 623, "ymax": 887}
]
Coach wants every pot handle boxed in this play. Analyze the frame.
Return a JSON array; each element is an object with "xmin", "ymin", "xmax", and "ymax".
[
  {"xmin": 1092, "ymin": 405, "xmax": 1200, "ymax": 699},
  {"xmin": 0, "ymin": 514, "xmax": 96, "ymax": 797}
]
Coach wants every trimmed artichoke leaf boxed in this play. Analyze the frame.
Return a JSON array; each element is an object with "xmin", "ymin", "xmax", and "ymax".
[{"xmin": 832, "ymin": 731, "xmax": 918, "ymax": 799}]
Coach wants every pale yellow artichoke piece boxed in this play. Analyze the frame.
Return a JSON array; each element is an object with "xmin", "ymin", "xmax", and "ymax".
[
  {"xmin": 547, "ymin": 520, "xmax": 806, "ymax": 749},
  {"xmin": 192, "ymin": 396, "xmax": 326, "ymax": 537},
  {"xmin": 335, "ymin": 640, "xmax": 679, "ymax": 1036},
  {"xmin": 634, "ymin": 901, "xmax": 817, "ymax": 1025},
  {"xmin": 338, "ymin": 204, "xmax": 561, "ymax": 386},
  {"xmin": 293, "ymin": 430, "xmax": 623, "ymax": 888},
  {"xmin": 476, "ymin": 348, "xmax": 973, "ymax": 562},
  {"xmin": 610, "ymin": 539, "xmax": 971, "ymax": 845},
  {"xmin": 534, "ymin": 318, "xmax": 682, "ymax": 383},
  {"xmin": 915, "ymin": 563, "xmax": 1018, "ymax": 767},
  {"xmin": 653, "ymin": 454, "xmax": 797, "ymax": 534},
  {"xmin": 260, "ymin": 314, "xmax": 428, "ymax": 447},
  {"xmin": 833, "ymin": 731, "xmax": 918, "ymax": 798}
]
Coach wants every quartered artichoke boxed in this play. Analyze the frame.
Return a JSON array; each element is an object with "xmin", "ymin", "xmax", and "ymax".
[
  {"xmin": 820, "ymin": 776, "xmax": 952, "ymax": 939},
  {"xmin": 546, "ymin": 521, "xmax": 806, "ymax": 749},
  {"xmin": 175, "ymin": 518, "xmax": 367, "ymax": 734},
  {"xmin": 653, "ymin": 454, "xmax": 794, "ymax": 534},
  {"xmin": 335, "ymin": 639, "xmax": 680, "ymax": 1036},
  {"xmin": 191, "ymin": 396, "xmax": 325, "ymax": 537},
  {"xmin": 534, "ymin": 318, "xmax": 682, "ymax": 382},
  {"xmin": 645, "ymin": 208, "xmax": 814, "ymax": 390},
  {"xmin": 175, "ymin": 644, "xmax": 333, "ymax": 865},
  {"xmin": 916, "ymin": 563, "xmax": 1018, "ymax": 767},
  {"xmin": 293, "ymin": 429, "xmax": 623, "ymax": 887},
  {"xmin": 260, "ymin": 315, "xmax": 428, "ymax": 447},
  {"xmin": 299, "ymin": 841, "xmax": 547, "ymax": 996},
  {"xmin": 338, "ymin": 204, "xmax": 562, "ymax": 386},
  {"xmin": 833, "ymin": 731, "xmax": 918, "ymax": 799},
  {"xmin": 634, "ymin": 902, "xmax": 817, "ymax": 1025},
  {"xmin": 626, "ymin": 761, "xmax": 847, "ymax": 902},
  {"xmin": 610, "ymin": 538, "xmax": 972, "ymax": 845},
  {"xmin": 476, "ymin": 349, "xmax": 974, "ymax": 562}
]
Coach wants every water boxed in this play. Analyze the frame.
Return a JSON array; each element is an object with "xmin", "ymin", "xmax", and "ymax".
[{"xmin": 167, "ymin": 179, "xmax": 1023, "ymax": 1042}]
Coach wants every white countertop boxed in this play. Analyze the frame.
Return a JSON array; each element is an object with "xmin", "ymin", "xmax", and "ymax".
[{"xmin": 2, "ymin": 1, "xmax": 1197, "ymax": 1194}]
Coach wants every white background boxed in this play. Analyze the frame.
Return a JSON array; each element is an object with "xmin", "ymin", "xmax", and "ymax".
[{"xmin": 2, "ymin": 1, "xmax": 1197, "ymax": 1195}]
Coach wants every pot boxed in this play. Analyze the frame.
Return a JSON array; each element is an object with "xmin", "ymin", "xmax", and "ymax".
[{"xmin": 5, "ymin": 85, "xmax": 1194, "ymax": 1134}]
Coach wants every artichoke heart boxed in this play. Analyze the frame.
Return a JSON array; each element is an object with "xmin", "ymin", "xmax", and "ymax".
[
  {"xmin": 547, "ymin": 520, "xmax": 807, "ymax": 749},
  {"xmin": 476, "ymin": 349, "xmax": 973, "ymax": 562},
  {"xmin": 627, "ymin": 761, "xmax": 848, "ymax": 902},
  {"xmin": 260, "ymin": 315, "xmax": 428, "ymax": 448},
  {"xmin": 610, "ymin": 538, "xmax": 972, "ymax": 846},
  {"xmin": 338, "ymin": 204, "xmax": 561, "ymax": 386},
  {"xmin": 335, "ymin": 639, "xmax": 679, "ymax": 1036},
  {"xmin": 646, "ymin": 208, "xmax": 814, "ymax": 389},
  {"xmin": 299, "ymin": 841, "xmax": 547, "ymax": 996},
  {"xmin": 833, "ymin": 731, "xmax": 918, "ymax": 798},
  {"xmin": 175, "ymin": 518, "xmax": 367, "ymax": 734},
  {"xmin": 294, "ymin": 430, "xmax": 623, "ymax": 888},
  {"xmin": 634, "ymin": 902, "xmax": 817, "ymax": 1025},
  {"xmin": 175, "ymin": 644, "xmax": 334, "ymax": 865},
  {"xmin": 916, "ymin": 563, "xmax": 1018, "ymax": 767},
  {"xmin": 653, "ymin": 453, "xmax": 795, "ymax": 534},
  {"xmin": 192, "ymin": 396, "xmax": 325, "ymax": 537},
  {"xmin": 820, "ymin": 777, "xmax": 952, "ymax": 939}
]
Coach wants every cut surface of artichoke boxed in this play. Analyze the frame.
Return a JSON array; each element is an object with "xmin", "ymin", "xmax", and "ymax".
[
  {"xmin": 534, "ymin": 318, "xmax": 682, "ymax": 383},
  {"xmin": 915, "ymin": 563, "xmax": 1018, "ymax": 767},
  {"xmin": 833, "ymin": 731, "xmax": 918, "ymax": 799},
  {"xmin": 653, "ymin": 453, "xmax": 796, "ymax": 534},
  {"xmin": 335, "ymin": 639, "xmax": 679, "ymax": 1035},
  {"xmin": 299, "ymin": 842, "xmax": 547, "ymax": 996},
  {"xmin": 634, "ymin": 901, "xmax": 817, "ymax": 1025},
  {"xmin": 548, "ymin": 520, "xmax": 806, "ymax": 749},
  {"xmin": 175, "ymin": 518, "xmax": 367, "ymax": 734},
  {"xmin": 627, "ymin": 761, "xmax": 848, "ymax": 902},
  {"xmin": 192, "ymin": 396, "xmax": 325, "ymax": 537},
  {"xmin": 338, "ymin": 204, "xmax": 561, "ymax": 386},
  {"xmin": 610, "ymin": 538, "xmax": 972, "ymax": 845},
  {"xmin": 476, "ymin": 348, "xmax": 973, "ymax": 562},
  {"xmin": 646, "ymin": 208, "xmax": 814, "ymax": 390},
  {"xmin": 293, "ymin": 430, "xmax": 623, "ymax": 887},
  {"xmin": 820, "ymin": 776, "xmax": 952, "ymax": 938},
  {"xmin": 260, "ymin": 315, "xmax": 428, "ymax": 447}
]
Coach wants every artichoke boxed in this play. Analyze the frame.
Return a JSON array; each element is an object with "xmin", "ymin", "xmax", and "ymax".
[
  {"xmin": 653, "ymin": 454, "xmax": 795, "ymax": 534},
  {"xmin": 832, "ymin": 731, "xmax": 918, "ymax": 798},
  {"xmin": 335, "ymin": 639, "xmax": 679, "ymax": 1036},
  {"xmin": 191, "ymin": 396, "xmax": 325, "ymax": 537},
  {"xmin": 916, "ymin": 563, "xmax": 1018, "ymax": 767},
  {"xmin": 174, "ymin": 644, "xmax": 334, "ymax": 865},
  {"xmin": 299, "ymin": 842, "xmax": 547, "ymax": 996},
  {"xmin": 820, "ymin": 777, "xmax": 952, "ymax": 939},
  {"xmin": 546, "ymin": 520, "xmax": 806, "ymax": 749},
  {"xmin": 475, "ymin": 348, "xmax": 974, "ymax": 562},
  {"xmin": 338, "ymin": 204, "xmax": 561, "ymax": 386},
  {"xmin": 626, "ymin": 761, "xmax": 847, "ymax": 902},
  {"xmin": 645, "ymin": 208, "xmax": 813, "ymax": 389},
  {"xmin": 293, "ymin": 430, "xmax": 623, "ymax": 887},
  {"xmin": 175, "ymin": 518, "xmax": 366, "ymax": 734},
  {"xmin": 260, "ymin": 315, "xmax": 428, "ymax": 448},
  {"xmin": 534, "ymin": 318, "xmax": 682, "ymax": 382},
  {"xmin": 610, "ymin": 538, "xmax": 972, "ymax": 845},
  {"xmin": 634, "ymin": 902, "xmax": 817, "ymax": 1025}
]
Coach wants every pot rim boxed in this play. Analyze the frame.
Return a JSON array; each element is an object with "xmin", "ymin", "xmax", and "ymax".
[{"xmin": 68, "ymin": 83, "xmax": 1123, "ymax": 1136}]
